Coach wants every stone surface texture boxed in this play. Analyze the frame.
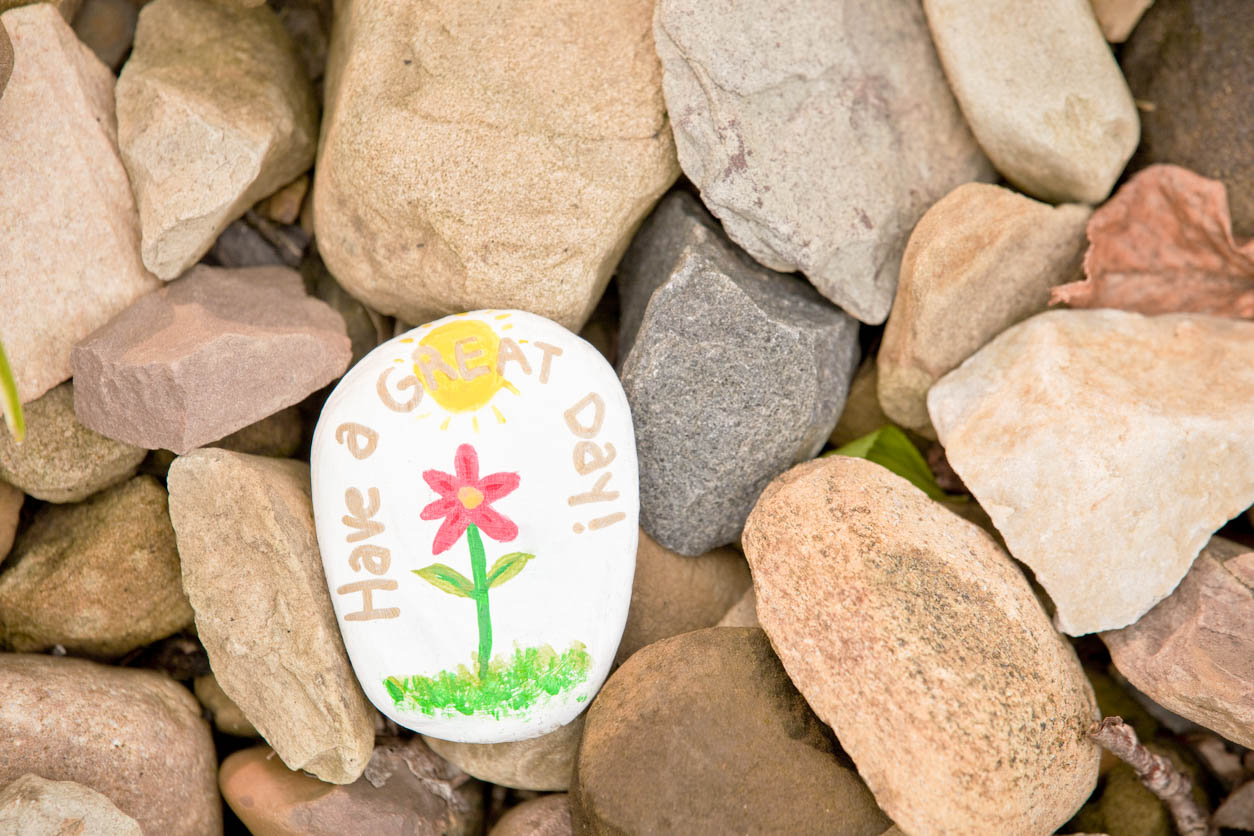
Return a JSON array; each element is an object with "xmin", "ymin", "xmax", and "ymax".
[
  {"xmin": 73, "ymin": 0, "xmax": 137, "ymax": 69},
  {"xmin": 1215, "ymin": 780, "xmax": 1254, "ymax": 831},
  {"xmin": 1090, "ymin": 0, "xmax": 1154, "ymax": 40},
  {"xmin": 194, "ymin": 674, "xmax": 260, "ymax": 737},
  {"xmin": 490, "ymin": 795, "xmax": 572, "ymax": 836},
  {"xmin": 929, "ymin": 309, "xmax": 1254, "ymax": 635},
  {"xmin": 168, "ymin": 449, "xmax": 374, "ymax": 784},
  {"xmin": 0, "ymin": 15, "xmax": 10, "ymax": 97},
  {"xmin": 72, "ymin": 265, "xmax": 350, "ymax": 454},
  {"xmin": 742, "ymin": 457, "xmax": 1100, "ymax": 836},
  {"xmin": 314, "ymin": 0, "xmax": 678, "ymax": 330},
  {"xmin": 422, "ymin": 716, "xmax": 584, "ymax": 793},
  {"xmin": 0, "ymin": 481, "xmax": 21, "ymax": 559},
  {"xmin": 716, "ymin": 585, "xmax": 758, "ymax": 628},
  {"xmin": 0, "ymin": 774, "xmax": 141, "ymax": 836},
  {"xmin": 0, "ymin": 0, "xmax": 80, "ymax": 18}
]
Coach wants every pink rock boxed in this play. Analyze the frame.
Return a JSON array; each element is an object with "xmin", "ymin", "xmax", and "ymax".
[{"xmin": 72, "ymin": 265, "xmax": 350, "ymax": 454}]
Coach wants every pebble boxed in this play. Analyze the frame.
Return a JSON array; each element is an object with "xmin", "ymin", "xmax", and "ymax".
[
  {"xmin": 0, "ymin": 4, "xmax": 158, "ymax": 404},
  {"xmin": 0, "ymin": 481, "xmax": 20, "ymax": 559},
  {"xmin": 654, "ymin": 0, "xmax": 991, "ymax": 324},
  {"xmin": 314, "ymin": 0, "xmax": 678, "ymax": 330},
  {"xmin": 923, "ymin": 0, "xmax": 1140, "ymax": 204},
  {"xmin": 929, "ymin": 309, "xmax": 1254, "ymax": 635},
  {"xmin": 0, "ymin": 653, "xmax": 220, "ymax": 835},
  {"xmin": 0, "ymin": 475, "xmax": 193, "ymax": 657},
  {"xmin": 877, "ymin": 183, "xmax": 1090, "ymax": 436},
  {"xmin": 72, "ymin": 265, "xmax": 351, "ymax": 455},
  {"xmin": 116, "ymin": 0, "xmax": 318, "ymax": 279},
  {"xmin": 194, "ymin": 674, "xmax": 260, "ymax": 737},
  {"xmin": 423, "ymin": 716, "xmax": 584, "ymax": 792},
  {"xmin": 0, "ymin": 774, "xmax": 141, "ymax": 836},
  {"xmin": 490, "ymin": 794, "xmax": 572, "ymax": 836},
  {"xmin": 1089, "ymin": 0, "xmax": 1155, "ymax": 41},
  {"xmin": 72, "ymin": 0, "xmax": 136, "ymax": 69},
  {"xmin": 572, "ymin": 627, "xmax": 891, "ymax": 835},
  {"xmin": 257, "ymin": 175, "xmax": 309, "ymax": 226},
  {"xmin": 742, "ymin": 456, "xmax": 1099, "ymax": 835},
  {"xmin": 168, "ymin": 449, "xmax": 376, "ymax": 784},
  {"xmin": 618, "ymin": 192, "xmax": 859, "ymax": 555}
]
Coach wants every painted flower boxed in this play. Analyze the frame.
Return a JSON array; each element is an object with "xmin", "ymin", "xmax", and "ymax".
[{"xmin": 421, "ymin": 443, "xmax": 519, "ymax": 554}]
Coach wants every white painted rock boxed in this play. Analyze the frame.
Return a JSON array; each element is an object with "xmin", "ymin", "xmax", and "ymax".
[{"xmin": 312, "ymin": 311, "xmax": 638, "ymax": 743}]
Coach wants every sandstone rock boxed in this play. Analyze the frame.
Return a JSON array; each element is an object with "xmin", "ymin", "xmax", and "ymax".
[
  {"xmin": 73, "ymin": 0, "xmax": 136, "ymax": 69},
  {"xmin": 0, "ymin": 654, "xmax": 220, "ymax": 835},
  {"xmin": 1122, "ymin": 0, "xmax": 1254, "ymax": 236},
  {"xmin": 258, "ymin": 175, "xmax": 309, "ymax": 225},
  {"xmin": 303, "ymin": 253, "xmax": 391, "ymax": 368},
  {"xmin": 618, "ymin": 193, "xmax": 859, "ymax": 554},
  {"xmin": 194, "ymin": 674, "xmax": 260, "ymax": 737},
  {"xmin": 923, "ymin": 0, "xmax": 1139, "ymax": 204},
  {"xmin": 0, "ymin": 4, "xmax": 158, "ymax": 404},
  {"xmin": 1090, "ymin": 0, "xmax": 1154, "ymax": 40},
  {"xmin": 491, "ymin": 795, "xmax": 572, "ymax": 836},
  {"xmin": 315, "ymin": 0, "xmax": 678, "ymax": 331},
  {"xmin": 0, "ymin": 0, "xmax": 80, "ymax": 20},
  {"xmin": 654, "ymin": 0, "xmax": 991, "ymax": 324},
  {"xmin": 169, "ymin": 449, "xmax": 374, "ymax": 783},
  {"xmin": 0, "ymin": 774, "xmax": 141, "ymax": 836},
  {"xmin": 716, "ymin": 585, "xmax": 758, "ymax": 628},
  {"xmin": 72, "ymin": 265, "xmax": 351, "ymax": 454},
  {"xmin": 214, "ymin": 405, "xmax": 303, "ymax": 458},
  {"xmin": 0, "ymin": 481, "xmax": 21, "ymax": 559},
  {"xmin": 829, "ymin": 360, "xmax": 891, "ymax": 448},
  {"xmin": 573, "ymin": 628, "xmax": 890, "ymax": 834},
  {"xmin": 117, "ymin": 0, "xmax": 318, "ymax": 279},
  {"xmin": 0, "ymin": 382, "xmax": 145, "ymax": 502},
  {"xmin": 742, "ymin": 457, "xmax": 1100, "ymax": 835},
  {"xmin": 1214, "ymin": 780, "xmax": 1254, "ymax": 831},
  {"xmin": 929, "ymin": 310, "xmax": 1254, "ymax": 635},
  {"xmin": 423, "ymin": 716, "xmax": 584, "ymax": 792},
  {"xmin": 877, "ymin": 183, "xmax": 1090, "ymax": 435},
  {"xmin": 220, "ymin": 740, "xmax": 483, "ymax": 836},
  {"xmin": 0, "ymin": 16, "xmax": 11, "ymax": 98}
]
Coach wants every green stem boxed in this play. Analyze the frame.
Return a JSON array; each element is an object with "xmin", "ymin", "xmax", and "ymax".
[{"xmin": 466, "ymin": 523, "xmax": 492, "ymax": 678}]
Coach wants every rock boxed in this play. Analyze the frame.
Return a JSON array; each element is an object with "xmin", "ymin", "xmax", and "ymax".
[
  {"xmin": 73, "ymin": 0, "xmax": 136, "ymax": 69},
  {"xmin": 214, "ymin": 405, "xmax": 303, "ymax": 458},
  {"xmin": 0, "ymin": 16, "xmax": 11, "ymax": 98},
  {"xmin": 1090, "ymin": 0, "xmax": 1154, "ymax": 40},
  {"xmin": 423, "ymin": 716, "xmax": 584, "ymax": 792},
  {"xmin": 314, "ymin": 0, "xmax": 678, "ymax": 331},
  {"xmin": 923, "ymin": 0, "xmax": 1139, "ymax": 204},
  {"xmin": 716, "ymin": 585, "xmax": 758, "ymax": 628},
  {"xmin": 312, "ymin": 311, "xmax": 638, "ymax": 742},
  {"xmin": 0, "ymin": 0, "xmax": 80, "ymax": 20},
  {"xmin": 571, "ymin": 627, "xmax": 890, "ymax": 835},
  {"xmin": 0, "ymin": 481, "xmax": 21, "ymax": 559},
  {"xmin": 116, "ymin": 0, "xmax": 318, "ymax": 279},
  {"xmin": 0, "ymin": 476, "xmax": 193, "ymax": 657},
  {"xmin": 303, "ymin": 253, "xmax": 392, "ymax": 367},
  {"xmin": 257, "ymin": 175, "xmax": 309, "ymax": 226},
  {"xmin": 1097, "ymin": 763, "xmax": 1171, "ymax": 836},
  {"xmin": 0, "ymin": 774, "xmax": 141, "ymax": 836},
  {"xmin": 1102, "ymin": 536, "xmax": 1254, "ymax": 748},
  {"xmin": 72, "ymin": 265, "xmax": 351, "ymax": 455},
  {"xmin": 742, "ymin": 457, "xmax": 1100, "ymax": 835},
  {"xmin": 654, "ymin": 0, "xmax": 990, "ymax": 324},
  {"xmin": 928, "ymin": 310, "xmax": 1254, "ymax": 635},
  {"xmin": 269, "ymin": 0, "xmax": 329, "ymax": 84},
  {"xmin": 209, "ymin": 218, "xmax": 289, "ymax": 268},
  {"xmin": 615, "ymin": 529, "xmax": 750, "ymax": 665},
  {"xmin": 490, "ymin": 795, "xmax": 572, "ymax": 836},
  {"xmin": 0, "ymin": 382, "xmax": 145, "ymax": 502},
  {"xmin": 829, "ymin": 360, "xmax": 891, "ymax": 448},
  {"xmin": 1122, "ymin": 0, "xmax": 1254, "ymax": 236},
  {"xmin": 168, "ymin": 449, "xmax": 375, "ymax": 784},
  {"xmin": 877, "ymin": 183, "xmax": 1091, "ymax": 435},
  {"xmin": 618, "ymin": 197, "xmax": 859, "ymax": 554},
  {"xmin": 1215, "ymin": 780, "xmax": 1254, "ymax": 831},
  {"xmin": 194, "ymin": 674, "xmax": 260, "ymax": 737},
  {"xmin": 0, "ymin": 4, "xmax": 158, "ymax": 404},
  {"xmin": 220, "ymin": 740, "xmax": 483, "ymax": 836},
  {"xmin": 0, "ymin": 654, "xmax": 220, "ymax": 834}
]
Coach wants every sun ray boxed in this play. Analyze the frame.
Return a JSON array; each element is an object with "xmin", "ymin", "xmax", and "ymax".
[
  {"xmin": 494, "ymin": 313, "xmax": 511, "ymax": 320},
  {"xmin": 502, "ymin": 380, "xmax": 520, "ymax": 396},
  {"xmin": 492, "ymin": 406, "xmax": 506, "ymax": 424},
  {"xmin": 472, "ymin": 415, "xmax": 480, "ymax": 433},
  {"xmin": 440, "ymin": 416, "xmax": 451, "ymax": 431}
]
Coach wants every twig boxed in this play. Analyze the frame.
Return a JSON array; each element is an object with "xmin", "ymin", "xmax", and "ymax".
[{"xmin": 1089, "ymin": 717, "xmax": 1215, "ymax": 836}]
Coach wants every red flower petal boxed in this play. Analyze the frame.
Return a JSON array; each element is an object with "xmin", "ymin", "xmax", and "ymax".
[
  {"xmin": 454, "ymin": 444, "xmax": 479, "ymax": 483},
  {"xmin": 422, "ymin": 468, "xmax": 458, "ymax": 497},
  {"xmin": 431, "ymin": 512, "xmax": 469, "ymax": 555},
  {"xmin": 419, "ymin": 497, "xmax": 459, "ymax": 521},
  {"xmin": 478, "ymin": 471, "xmax": 520, "ymax": 501},
  {"xmin": 471, "ymin": 505, "xmax": 518, "ymax": 544}
]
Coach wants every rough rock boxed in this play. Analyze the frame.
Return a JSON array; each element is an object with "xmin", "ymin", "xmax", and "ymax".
[
  {"xmin": 314, "ymin": 0, "xmax": 678, "ymax": 330},
  {"xmin": 1102, "ymin": 536, "xmax": 1254, "ymax": 748},
  {"xmin": 215, "ymin": 405, "xmax": 303, "ymax": 458},
  {"xmin": 1090, "ymin": 0, "xmax": 1154, "ymax": 41},
  {"xmin": 490, "ymin": 795, "xmax": 572, "ymax": 836},
  {"xmin": 0, "ymin": 0, "xmax": 80, "ymax": 20},
  {"xmin": 257, "ymin": 175, "xmax": 309, "ymax": 226},
  {"xmin": 742, "ymin": 457, "xmax": 1100, "ymax": 835},
  {"xmin": 72, "ymin": 265, "xmax": 351, "ymax": 454},
  {"xmin": 829, "ymin": 360, "xmax": 891, "ymax": 448},
  {"xmin": 572, "ymin": 628, "xmax": 890, "ymax": 835},
  {"xmin": 117, "ymin": 0, "xmax": 318, "ymax": 278},
  {"xmin": 0, "ymin": 16, "xmax": 10, "ymax": 97},
  {"xmin": 1215, "ymin": 780, "xmax": 1254, "ymax": 831},
  {"xmin": 618, "ymin": 194, "xmax": 859, "ymax": 555},
  {"xmin": 0, "ymin": 4, "xmax": 158, "ymax": 404},
  {"xmin": 220, "ymin": 740, "xmax": 483, "ymax": 836},
  {"xmin": 923, "ymin": 0, "xmax": 1139, "ymax": 204},
  {"xmin": 716, "ymin": 585, "xmax": 758, "ymax": 628},
  {"xmin": 0, "ymin": 774, "xmax": 141, "ymax": 836},
  {"xmin": 929, "ymin": 309, "xmax": 1254, "ymax": 635},
  {"xmin": 423, "ymin": 716, "xmax": 584, "ymax": 792},
  {"xmin": 0, "ymin": 654, "xmax": 220, "ymax": 835},
  {"xmin": 654, "ymin": 0, "xmax": 991, "ymax": 324},
  {"xmin": 0, "ymin": 481, "xmax": 21, "ymax": 559},
  {"xmin": 73, "ymin": 0, "xmax": 137, "ymax": 69},
  {"xmin": 194, "ymin": 674, "xmax": 260, "ymax": 737},
  {"xmin": 1122, "ymin": 0, "xmax": 1254, "ymax": 236},
  {"xmin": 303, "ymin": 253, "xmax": 391, "ymax": 367},
  {"xmin": 168, "ymin": 449, "xmax": 374, "ymax": 783},
  {"xmin": 878, "ymin": 183, "xmax": 1090, "ymax": 435},
  {"xmin": 0, "ymin": 382, "xmax": 146, "ymax": 502}
]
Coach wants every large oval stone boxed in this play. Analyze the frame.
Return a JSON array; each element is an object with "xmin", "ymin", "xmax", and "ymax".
[{"xmin": 312, "ymin": 310, "xmax": 638, "ymax": 743}]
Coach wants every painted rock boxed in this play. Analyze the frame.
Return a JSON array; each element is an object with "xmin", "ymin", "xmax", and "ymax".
[{"xmin": 312, "ymin": 310, "xmax": 638, "ymax": 743}]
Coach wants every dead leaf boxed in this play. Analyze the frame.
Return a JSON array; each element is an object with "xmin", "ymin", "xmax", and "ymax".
[{"xmin": 1051, "ymin": 165, "xmax": 1254, "ymax": 317}]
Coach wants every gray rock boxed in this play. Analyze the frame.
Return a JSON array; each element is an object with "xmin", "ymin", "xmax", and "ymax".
[
  {"xmin": 618, "ymin": 194, "xmax": 858, "ymax": 554},
  {"xmin": 0, "ymin": 774, "xmax": 141, "ymax": 836}
]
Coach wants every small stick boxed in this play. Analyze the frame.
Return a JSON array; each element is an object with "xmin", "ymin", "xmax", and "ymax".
[{"xmin": 1089, "ymin": 717, "xmax": 1214, "ymax": 836}]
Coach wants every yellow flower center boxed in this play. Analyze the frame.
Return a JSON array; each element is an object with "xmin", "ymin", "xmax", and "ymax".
[{"xmin": 458, "ymin": 486, "xmax": 484, "ymax": 509}]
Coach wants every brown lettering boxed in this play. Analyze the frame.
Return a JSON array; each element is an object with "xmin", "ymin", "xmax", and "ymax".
[
  {"xmin": 534, "ymin": 341, "xmax": 563, "ymax": 383},
  {"xmin": 336, "ymin": 422, "xmax": 379, "ymax": 459},
  {"xmin": 343, "ymin": 488, "xmax": 384, "ymax": 542},
  {"xmin": 496, "ymin": 337, "xmax": 532, "ymax": 376},
  {"xmin": 564, "ymin": 393, "xmax": 605, "ymax": 438},
  {"xmin": 414, "ymin": 346, "xmax": 457, "ymax": 391},
  {"xmin": 572, "ymin": 440, "xmax": 616, "ymax": 475},
  {"xmin": 568, "ymin": 471, "xmax": 619, "ymax": 506},
  {"xmin": 455, "ymin": 337, "xmax": 489, "ymax": 380},
  {"xmin": 376, "ymin": 367, "xmax": 422, "ymax": 412},
  {"xmin": 349, "ymin": 544, "xmax": 391, "ymax": 574},
  {"xmin": 337, "ymin": 579, "xmax": 400, "ymax": 620}
]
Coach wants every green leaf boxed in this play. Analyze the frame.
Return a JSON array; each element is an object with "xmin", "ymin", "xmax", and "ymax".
[
  {"xmin": 384, "ymin": 676, "xmax": 404, "ymax": 702},
  {"xmin": 413, "ymin": 563, "xmax": 474, "ymax": 598},
  {"xmin": 0, "ymin": 338, "xmax": 25, "ymax": 443},
  {"xmin": 486, "ymin": 552, "xmax": 534, "ymax": 589},
  {"xmin": 827, "ymin": 424, "xmax": 960, "ymax": 502}
]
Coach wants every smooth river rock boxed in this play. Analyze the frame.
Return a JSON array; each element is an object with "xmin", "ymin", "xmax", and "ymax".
[
  {"xmin": 0, "ymin": 775, "xmax": 141, "ymax": 836},
  {"xmin": 742, "ymin": 457, "xmax": 1100, "ymax": 835},
  {"xmin": 490, "ymin": 795, "xmax": 572, "ymax": 836},
  {"xmin": 0, "ymin": 481, "xmax": 20, "ymax": 559},
  {"xmin": 929, "ymin": 310, "xmax": 1254, "ymax": 635},
  {"xmin": 423, "ymin": 715, "xmax": 584, "ymax": 792}
]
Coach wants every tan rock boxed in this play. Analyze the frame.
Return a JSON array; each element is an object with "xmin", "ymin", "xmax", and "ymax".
[
  {"xmin": 716, "ymin": 585, "xmax": 758, "ymax": 628},
  {"xmin": 257, "ymin": 175, "xmax": 309, "ymax": 225},
  {"xmin": 194, "ymin": 674, "xmax": 260, "ymax": 737},
  {"xmin": 0, "ymin": 4, "xmax": 158, "ymax": 404},
  {"xmin": 1215, "ymin": 779, "xmax": 1254, "ymax": 831},
  {"xmin": 0, "ymin": 0, "xmax": 81, "ymax": 20},
  {"xmin": 314, "ymin": 0, "xmax": 678, "ymax": 330},
  {"xmin": 117, "ymin": 0, "xmax": 317, "ymax": 279},
  {"xmin": 0, "ymin": 654, "xmax": 220, "ymax": 835},
  {"xmin": 829, "ymin": 360, "xmax": 891, "ymax": 448},
  {"xmin": 1091, "ymin": 0, "xmax": 1154, "ymax": 41},
  {"xmin": 423, "ymin": 715, "xmax": 584, "ymax": 792},
  {"xmin": 168, "ymin": 449, "xmax": 374, "ymax": 783},
  {"xmin": 0, "ymin": 481, "xmax": 21, "ymax": 559},
  {"xmin": 0, "ymin": 774, "xmax": 141, "ymax": 836},
  {"xmin": 0, "ymin": 16, "xmax": 11, "ymax": 98},
  {"xmin": 742, "ymin": 457, "xmax": 1099, "ymax": 835},
  {"xmin": 490, "ymin": 795, "xmax": 572, "ymax": 836},
  {"xmin": 878, "ymin": 183, "xmax": 1090, "ymax": 435},
  {"xmin": 929, "ymin": 310, "xmax": 1254, "ymax": 635}
]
